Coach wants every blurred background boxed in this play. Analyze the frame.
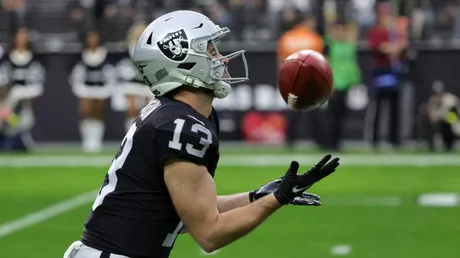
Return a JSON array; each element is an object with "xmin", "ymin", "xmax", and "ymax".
[
  {"xmin": 1, "ymin": 1, "xmax": 460, "ymax": 258},
  {"xmin": 0, "ymin": 0, "xmax": 459, "ymax": 152}
]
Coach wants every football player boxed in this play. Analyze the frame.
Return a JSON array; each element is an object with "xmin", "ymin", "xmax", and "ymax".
[
  {"xmin": 70, "ymin": 30, "xmax": 115, "ymax": 153},
  {"xmin": 64, "ymin": 10, "xmax": 340, "ymax": 258},
  {"xmin": 116, "ymin": 22, "xmax": 154, "ymax": 132}
]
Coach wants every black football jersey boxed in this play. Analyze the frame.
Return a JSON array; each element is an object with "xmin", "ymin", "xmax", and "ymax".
[{"xmin": 82, "ymin": 96, "xmax": 220, "ymax": 258}]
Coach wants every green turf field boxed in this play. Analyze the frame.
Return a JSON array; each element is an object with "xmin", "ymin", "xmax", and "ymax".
[{"xmin": 1, "ymin": 150, "xmax": 459, "ymax": 258}]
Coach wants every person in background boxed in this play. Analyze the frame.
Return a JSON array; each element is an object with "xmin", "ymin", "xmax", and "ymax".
[
  {"xmin": 421, "ymin": 82, "xmax": 460, "ymax": 151},
  {"xmin": 0, "ymin": 44, "xmax": 9, "ymax": 150},
  {"xmin": 268, "ymin": 0, "xmax": 311, "ymax": 14},
  {"xmin": 277, "ymin": 13, "xmax": 324, "ymax": 149},
  {"xmin": 0, "ymin": 44, "xmax": 5, "ymax": 87},
  {"xmin": 277, "ymin": 6, "xmax": 300, "ymax": 36},
  {"xmin": 277, "ymin": 13, "xmax": 323, "ymax": 64},
  {"xmin": 70, "ymin": 30, "xmax": 115, "ymax": 153},
  {"xmin": 244, "ymin": 0, "xmax": 271, "ymax": 41},
  {"xmin": 228, "ymin": 0, "xmax": 245, "ymax": 41},
  {"xmin": 366, "ymin": 2, "xmax": 408, "ymax": 150},
  {"xmin": 209, "ymin": 2, "xmax": 232, "ymax": 30},
  {"xmin": 0, "ymin": 27, "xmax": 45, "ymax": 152},
  {"xmin": 324, "ymin": 18, "xmax": 361, "ymax": 151},
  {"xmin": 117, "ymin": 22, "xmax": 153, "ymax": 132}
]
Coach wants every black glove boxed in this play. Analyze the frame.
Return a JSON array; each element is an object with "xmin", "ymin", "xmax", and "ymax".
[
  {"xmin": 249, "ymin": 178, "xmax": 321, "ymax": 206},
  {"xmin": 274, "ymin": 154, "xmax": 340, "ymax": 205}
]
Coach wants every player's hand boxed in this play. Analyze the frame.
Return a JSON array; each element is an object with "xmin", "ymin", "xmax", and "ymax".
[
  {"xmin": 249, "ymin": 178, "xmax": 321, "ymax": 206},
  {"xmin": 292, "ymin": 192, "xmax": 321, "ymax": 206},
  {"xmin": 273, "ymin": 154, "xmax": 340, "ymax": 205}
]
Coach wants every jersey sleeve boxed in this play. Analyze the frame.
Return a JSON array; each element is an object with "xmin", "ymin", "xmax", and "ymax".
[{"xmin": 155, "ymin": 115, "xmax": 214, "ymax": 167}]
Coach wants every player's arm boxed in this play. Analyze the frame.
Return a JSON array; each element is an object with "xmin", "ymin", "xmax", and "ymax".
[
  {"xmin": 216, "ymin": 193, "xmax": 251, "ymax": 213},
  {"xmin": 164, "ymin": 159, "xmax": 281, "ymax": 253},
  {"xmin": 165, "ymin": 156, "xmax": 339, "ymax": 253},
  {"xmin": 217, "ymin": 180, "xmax": 323, "ymax": 213},
  {"xmin": 159, "ymin": 116, "xmax": 339, "ymax": 252},
  {"xmin": 181, "ymin": 194, "xmax": 249, "ymax": 234}
]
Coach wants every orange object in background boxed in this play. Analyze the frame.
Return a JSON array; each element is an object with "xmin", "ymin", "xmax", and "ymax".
[{"xmin": 277, "ymin": 25, "xmax": 324, "ymax": 63}]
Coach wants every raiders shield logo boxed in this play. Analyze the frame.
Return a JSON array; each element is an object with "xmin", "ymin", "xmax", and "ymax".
[{"xmin": 157, "ymin": 29, "xmax": 189, "ymax": 62}]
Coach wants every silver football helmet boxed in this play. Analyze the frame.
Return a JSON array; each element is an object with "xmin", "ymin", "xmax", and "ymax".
[{"xmin": 133, "ymin": 10, "xmax": 249, "ymax": 99}]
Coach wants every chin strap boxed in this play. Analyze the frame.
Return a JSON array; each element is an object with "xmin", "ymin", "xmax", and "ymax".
[{"xmin": 168, "ymin": 71, "xmax": 231, "ymax": 99}]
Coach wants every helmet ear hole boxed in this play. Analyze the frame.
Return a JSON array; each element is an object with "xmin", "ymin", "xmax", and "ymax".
[
  {"xmin": 177, "ymin": 62, "xmax": 196, "ymax": 70},
  {"xmin": 146, "ymin": 32, "xmax": 153, "ymax": 45}
]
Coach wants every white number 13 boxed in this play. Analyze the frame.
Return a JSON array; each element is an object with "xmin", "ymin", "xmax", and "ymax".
[{"xmin": 168, "ymin": 118, "xmax": 212, "ymax": 158}]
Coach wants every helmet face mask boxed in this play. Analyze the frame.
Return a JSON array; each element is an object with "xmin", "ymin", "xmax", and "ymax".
[
  {"xmin": 133, "ymin": 10, "xmax": 249, "ymax": 99},
  {"xmin": 190, "ymin": 29, "xmax": 248, "ymax": 85}
]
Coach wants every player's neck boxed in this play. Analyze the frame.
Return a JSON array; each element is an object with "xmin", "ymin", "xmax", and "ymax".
[{"xmin": 173, "ymin": 92, "xmax": 213, "ymax": 118}]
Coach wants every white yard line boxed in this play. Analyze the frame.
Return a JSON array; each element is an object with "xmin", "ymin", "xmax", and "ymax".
[
  {"xmin": 0, "ymin": 153, "xmax": 458, "ymax": 239},
  {"xmin": 417, "ymin": 193, "xmax": 460, "ymax": 207},
  {"xmin": 0, "ymin": 191, "xmax": 455, "ymax": 240},
  {"xmin": 0, "ymin": 194, "xmax": 400, "ymax": 240},
  {"xmin": 1, "ymin": 154, "xmax": 460, "ymax": 168},
  {"xmin": 331, "ymin": 245, "xmax": 353, "ymax": 256},
  {"xmin": 0, "ymin": 191, "xmax": 97, "ymax": 239}
]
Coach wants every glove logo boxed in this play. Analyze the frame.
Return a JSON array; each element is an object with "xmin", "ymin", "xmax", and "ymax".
[{"xmin": 292, "ymin": 185, "xmax": 309, "ymax": 193}]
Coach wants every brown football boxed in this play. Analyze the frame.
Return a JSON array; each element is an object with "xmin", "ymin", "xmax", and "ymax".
[{"xmin": 278, "ymin": 49, "xmax": 333, "ymax": 111}]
